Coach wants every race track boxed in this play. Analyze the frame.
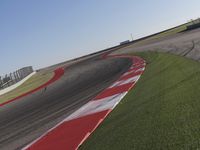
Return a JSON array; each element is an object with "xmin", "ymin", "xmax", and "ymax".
[{"xmin": 0, "ymin": 56, "xmax": 131, "ymax": 150}]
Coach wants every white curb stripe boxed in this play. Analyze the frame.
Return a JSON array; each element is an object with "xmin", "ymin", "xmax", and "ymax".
[
  {"xmin": 109, "ymin": 75, "xmax": 140, "ymax": 88},
  {"xmin": 65, "ymin": 92, "xmax": 127, "ymax": 122}
]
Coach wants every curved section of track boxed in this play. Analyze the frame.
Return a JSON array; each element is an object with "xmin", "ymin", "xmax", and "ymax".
[
  {"xmin": 0, "ymin": 68, "xmax": 64, "ymax": 107},
  {"xmin": 23, "ymin": 55, "xmax": 146, "ymax": 150},
  {"xmin": 0, "ymin": 57, "xmax": 131, "ymax": 150}
]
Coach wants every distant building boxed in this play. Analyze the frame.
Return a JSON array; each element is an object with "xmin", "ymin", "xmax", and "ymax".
[
  {"xmin": 18, "ymin": 66, "xmax": 34, "ymax": 79},
  {"xmin": 120, "ymin": 40, "xmax": 130, "ymax": 45}
]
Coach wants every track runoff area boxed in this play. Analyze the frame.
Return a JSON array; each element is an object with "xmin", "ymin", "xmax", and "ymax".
[{"xmin": 22, "ymin": 54, "xmax": 146, "ymax": 150}]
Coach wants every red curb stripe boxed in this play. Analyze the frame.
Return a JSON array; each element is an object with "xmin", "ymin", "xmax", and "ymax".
[
  {"xmin": 93, "ymin": 83, "xmax": 134, "ymax": 100},
  {"xmin": 26, "ymin": 110, "xmax": 111, "ymax": 150},
  {"xmin": 129, "ymin": 65, "xmax": 145, "ymax": 71},
  {"xmin": 23, "ymin": 54, "xmax": 146, "ymax": 150},
  {"xmin": 119, "ymin": 71, "xmax": 143, "ymax": 81},
  {"xmin": 0, "ymin": 68, "xmax": 64, "ymax": 107}
]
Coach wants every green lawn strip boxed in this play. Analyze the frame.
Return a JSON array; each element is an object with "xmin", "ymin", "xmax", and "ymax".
[
  {"xmin": 0, "ymin": 71, "xmax": 53, "ymax": 104},
  {"xmin": 81, "ymin": 52, "xmax": 200, "ymax": 150}
]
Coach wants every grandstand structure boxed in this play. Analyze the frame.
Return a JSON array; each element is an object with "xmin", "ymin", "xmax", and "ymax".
[{"xmin": 0, "ymin": 66, "xmax": 33, "ymax": 90}]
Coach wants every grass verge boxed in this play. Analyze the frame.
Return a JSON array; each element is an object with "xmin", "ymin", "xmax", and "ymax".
[
  {"xmin": 81, "ymin": 52, "xmax": 200, "ymax": 150},
  {"xmin": 0, "ymin": 71, "xmax": 53, "ymax": 104}
]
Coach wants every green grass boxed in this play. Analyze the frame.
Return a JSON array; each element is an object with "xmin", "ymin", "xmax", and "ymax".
[
  {"xmin": 81, "ymin": 52, "xmax": 200, "ymax": 150},
  {"xmin": 0, "ymin": 71, "xmax": 53, "ymax": 104}
]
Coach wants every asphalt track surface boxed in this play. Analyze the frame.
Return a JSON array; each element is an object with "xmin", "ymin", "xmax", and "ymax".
[
  {"xmin": 0, "ymin": 56, "xmax": 132, "ymax": 150},
  {"xmin": 114, "ymin": 28, "xmax": 200, "ymax": 61}
]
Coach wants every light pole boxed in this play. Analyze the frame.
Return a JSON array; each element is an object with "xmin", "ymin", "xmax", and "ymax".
[{"xmin": 130, "ymin": 33, "xmax": 133, "ymax": 41}]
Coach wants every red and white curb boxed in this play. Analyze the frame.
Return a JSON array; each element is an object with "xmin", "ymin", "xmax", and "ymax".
[{"xmin": 23, "ymin": 55, "xmax": 146, "ymax": 150}]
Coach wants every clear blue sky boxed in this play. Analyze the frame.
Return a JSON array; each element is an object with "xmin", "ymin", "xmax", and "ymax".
[{"xmin": 1, "ymin": 0, "xmax": 200, "ymax": 75}]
